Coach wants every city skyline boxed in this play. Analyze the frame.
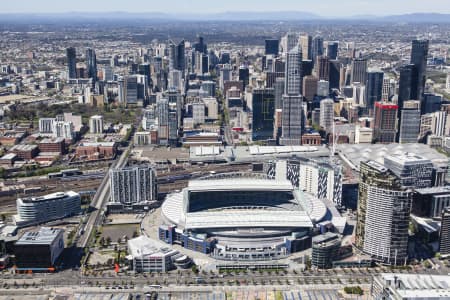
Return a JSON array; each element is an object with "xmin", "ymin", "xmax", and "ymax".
[{"xmin": 1, "ymin": 0, "xmax": 450, "ymax": 17}]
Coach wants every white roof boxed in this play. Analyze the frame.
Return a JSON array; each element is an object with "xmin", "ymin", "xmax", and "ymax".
[
  {"xmin": 127, "ymin": 235, "xmax": 178, "ymax": 259},
  {"xmin": 249, "ymin": 145, "xmax": 318, "ymax": 155},
  {"xmin": 185, "ymin": 210, "xmax": 313, "ymax": 229},
  {"xmin": 193, "ymin": 146, "xmax": 220, "ymax": 156},
  {"xmin": 378, "ymin": 273, "xmax": 450, "ymax": 298}
]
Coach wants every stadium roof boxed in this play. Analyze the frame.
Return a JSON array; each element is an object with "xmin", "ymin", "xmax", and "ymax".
[{"xmin": 185, "ymin": 210, "xmax": 313, "ymax": 229}]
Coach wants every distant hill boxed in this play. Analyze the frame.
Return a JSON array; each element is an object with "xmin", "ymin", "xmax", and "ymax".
[{"xmin": 0, "ymin": 12, "xmax": 449, "ymax": 23}]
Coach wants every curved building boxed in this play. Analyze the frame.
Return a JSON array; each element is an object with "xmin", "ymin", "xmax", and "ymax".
[
  {"xmin": 160, "ymin": 173, "xmax": 327, "ymax": 261},
  {"xmin": 14, "ymin": 191, "xmax": 81, "ymax": 227}
]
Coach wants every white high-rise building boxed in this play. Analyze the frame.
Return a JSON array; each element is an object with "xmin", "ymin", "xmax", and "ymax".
[
  {"xmin": 53, "ymin": 121, "xmax": 74, "ymax": 140},
  {"xmin": 192, "ymin": 101, "xmax": 205, "ymax": 125},
  {"xmin": 89, "ymin": 115, "xmax": 104, "ymax": 134},
  {"xmin": 110, "ymin": 165, "xmax": 157, "ymax": 208},
  {"xmin": 320, "ymin": 98, "xmax": 334, "ymax": 132},
  {"xmin": 39, "ymin": 118, "xmax": 55, "ymax": 134},
  {"xmin": 280, "ymin": 48, "xmax": 303, "ymax": 145}
]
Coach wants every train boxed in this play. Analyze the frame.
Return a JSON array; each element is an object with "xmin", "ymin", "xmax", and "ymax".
[{"xmin": 47, "ymin": 168, "xmax": 83, "ymax": 179}]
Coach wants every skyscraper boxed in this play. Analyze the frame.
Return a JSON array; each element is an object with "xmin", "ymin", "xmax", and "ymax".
[
  {"xmin": 66, "ymin": 47, "xmax": 77, "ymax": 79},
  {"xmin": 311, "ymin": 36, "xmax": 324, "ymax": 67},
  {"xmin": 410, "ymin": 39, "xmax": 429, "ymax": 101},
  {"xmin": 124, "ymin": 76, "xmax": 138, "ymax": 105},
  {"xmin": 316, "ymin": 56, "xmax": 330, "ymax": 81},
  {"xmin": 86, "ymin": 48, "xmax": 97, "ymax": 81},
  {"xmin": 251, "ymin": 88, "xmax": 275, "ymax": 141},
  {"xmin": 329, "ymin": 60, "xmax": 341, "ymax": 90},
  {"xmin": 302, "ymin": 75, "xmax": 318, "ymax": 102},
  {"xmin": 326, "ymin": 42, "xmax": 339, "ymax": 60},
  {"xmin": 365, "ymin": 71, "xmax": 384, "ymax": 110},
  {"xmin": 265, "ymin": 39, "xmax": 279, "ymax": 56},
  {"xmin": 374, "ymin": 102, "xmax": 398, "ymax": 144},
  {"xmin": 351, "ymin": 58, "xmax": 368, "ymax": 84},
  {"xmin": 320, "ymin": 98, "xmax": 334, "ymax": 133},
  {"xmin": 440, "ymin": 207, "xmax": 450, "ymax": 257},
  {"xmin": 398, "ymin": 64, "xmax": 419, "ymax": 109},
  {"xmin": 300, "ymin": 34, "xmax": 312, "ymax": 60},
  {"xmin": 285, "ymin": 32, "xmax": 299, "ymax": 53},
  {"xmin": 194, "ymin": 36, "xmax": 207, "ymax": 54},
  {"xmin": 355, "ymin": 160, "xmax": 412, "ymax": 265},
  {"xmin": 280, "ymin": 48, "xmax": 303, "ymax": 145},
  {"xmin": 398, "ymin": 100, "xmax": 421, "ymax": 144},
  {"xmin": 239, "ymin": 66, "xmax": 250, "ymax": 88}
]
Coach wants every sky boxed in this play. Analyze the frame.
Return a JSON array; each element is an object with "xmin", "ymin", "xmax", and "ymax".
[{"xmin": 1, "ymin": 0, "xmax": 450, "ymax": 17}]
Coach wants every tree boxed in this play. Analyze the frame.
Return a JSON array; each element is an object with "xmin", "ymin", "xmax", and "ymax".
[{"xmin": 106, "ymin": 236, "xmax": 112, "ymax": 246}]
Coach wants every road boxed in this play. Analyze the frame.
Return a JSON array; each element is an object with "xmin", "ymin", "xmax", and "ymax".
[{"xmin": 76, "ymin": 146, "xmax": 130, "ymax": 249}]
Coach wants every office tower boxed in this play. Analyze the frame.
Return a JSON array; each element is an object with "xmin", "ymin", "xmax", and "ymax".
[
  {"xmin": 317, "ymin": 80, "xmax": 329, "ymax": 97},
  {"xmin": 301, "ymin": 60, "xmax": 313, "ymax": 77},
  {"xmin": 326, "ymin": 42, "xmax": 339, "ymax": 60},
  {"xmin": 201, "ymin": 54, "xmax": 209, "ymax": 74},
  {"xmin": 398, "ymin": 64, "xmax": 419, "ymax": 109},
  {"xmin": 440, "ymin": 207, "xmax": 450, "ymax": 256},
  {"xmin": 168, "ymin": 107, "xmax": 178, "ymax": 145},
  {"xmin": 422, "ymin": 93, "xmax": 442, "ymax": 114},
  {"xmin": 175, "ymin": 40, "xmax": 185, "ymax": 71},
  {"xmin": 300, "ymin": 34, "xmax": 312, "ymax": 60},
  {"xmin": 194, "ymin": 36, "xmax": 207, "ymax": 54},
  {"xmin": 329, "ymin": 60, "xmax": 341, "ymax": 90},
  {"xmin": 102, "ymin": 66, "xmax": 113, "ymax": 81},
  {"xmin": 168, "ymin": 70, "xmax": 183, "ymax": 91},
  {"xmin": 355, "ymin": 160, "xmax": 412, "ymax": 265},
  {"xmin": 382, "ymin": 77, "xmax": 395, "ymax": 102},
  {"xmin": 365, "ymin": 71, "xmax": 384, "ymax": 110},
  {"xmin": 110, "ymin": 165, "xmax": 157, "ymax": 207},
  {"xmin": 219, "ymin": 64, "xmax": 232, "ymax": 90},
  {"xmin": 311, "ymin": 36, "xmax": 324, "ymax": 67},
  {"xmin": 219, "ymin": 52, "xmax": 231, "ymax": 64},
  {"xmin": 39, "ymin": 118, "xmax": 55, "ymax": 134},
  {"xmin": 124, "ymin": 76, "xmax": 138, "ymax": 105},
  {"xmin": 316, "ymin": 56, "xmax": 330, "ymax": 81},
  {"xmin": 138, "ymin": 64, "xmax": 151, "ymax": 87},
  {"xmin": 239, "ymin": 66, "xmax": 250, "ymax": 88},
  {"xmin": 285, "ymin": 32, "xmax": 298, "ymax": 53},
  {"xmin": 274, "ymin": 77, "xmax": 285, "ymax": 110},
  {"xmin": 303, "ymin": 75, "xmax": 318, "ymax": 102},
  {"xmin": 89, "ymin": 115, "xmax": 104, "ymax": 134},
  {"xmin": 200, "ymin": 81, "xmax": 216, "ymax": 97},
  {"xmin": 351, "ymin": 58, "xmax": 367, "ymax": 84},
  {"xmin": 280, "ymin": 48, "xmax": 303, "ymax": 145},
  {"xmin": 265, "ymin": 39, "xmax": 279, "ymax": 56},
  {"xmin": 192, "ymin": 101, "xmax": 205, "ymax": 125},
  {"xmin": 398, "ymin": 100, "xmax": 421, "ymax": 143},
  {"xmin": 384, "ymin": 152, "xmax": 433, "ymax": 189},
  {"xmin": 66, "ymin": 47, "xmax": 77, "ymax": 79},
  {"xmin": 157, "ymin": 98, "xmax": 169, "ymax": 143},
  {"xmin": 419, "ymin": 111, "xmax": 449, "ymax": 138},
  {"xmin": 251, "ymin": 88, "xmax": 275, "ymax": 141},
  {"xmin": 411, "ymin": 39, "xmax": 429, "ymax": 101},
  {"xmin": 86, "ymin": 48, "xmax": 97, "ymax": 81},
  {"xmin": 320, "ymin": 98, "xmax": 334, "ymax": 132},
  {"xmin": 373, "ymin": 102, "xmax": 398, "ymax": 144}
]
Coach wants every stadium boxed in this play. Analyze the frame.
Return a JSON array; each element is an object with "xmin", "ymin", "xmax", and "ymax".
[{"xmin": 159, "ymin": 172, "xmax": 328, "ymax": 261}]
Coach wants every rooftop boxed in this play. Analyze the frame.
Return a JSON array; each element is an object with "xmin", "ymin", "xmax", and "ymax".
[
  {"xmin": 377, "ymin": 273, "xmax": 450, "ymax": 298},
  {"xmin": 337, "ymin": 143, "xmax": 448, "ymax": 171},
  {"xmin": 19, "ymin": 191, "xmax": 79, "ymax": 204},
  {"xmin": 16, "ymin": 227, "xmax": 63, "ymax": 245},
  {"xmin": 127, "ymin": 235, "xmax": 178, "ymax": 259}
]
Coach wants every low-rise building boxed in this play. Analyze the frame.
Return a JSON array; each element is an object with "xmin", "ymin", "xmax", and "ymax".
[
  {"xmin": 372, "ymin": 273, "xmax": 450, "ymax": 299},
  {"xmin": 127, "ymin": 235, "xmax": 190, "ymax": 273},
  {"xmin": 75, "ymin": 141, "xmax": 117, "ymax": 160},
  {"xmin": 14, "ymin": 227, "xmax": 64, "ymax": 271},
  {"xmin": 311, "ymin": 232, "xmax": 341, "ymax": 269},
  {"xmin": 38, "ymin": 137, "xmax": 65, "ymax": 154},
  {"xmin": 9, "ymin": 144, "xmax": 39, "ymax": 160}
]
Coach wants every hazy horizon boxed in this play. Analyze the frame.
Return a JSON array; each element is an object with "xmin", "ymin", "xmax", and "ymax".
[{"xmin": 1, "ymin": 0, "xmax": 450, "ymax": 17}]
